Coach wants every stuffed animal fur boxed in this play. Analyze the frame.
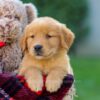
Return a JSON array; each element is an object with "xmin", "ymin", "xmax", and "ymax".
[{"xmin": 0, "ymin": 0, "xmax": 37, "ymax": 73}]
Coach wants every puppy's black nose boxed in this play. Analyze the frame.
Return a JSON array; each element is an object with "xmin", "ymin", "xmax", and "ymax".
[{"xmin": 34, "ymin": 45, "xmax": 43, "ymax": 52}]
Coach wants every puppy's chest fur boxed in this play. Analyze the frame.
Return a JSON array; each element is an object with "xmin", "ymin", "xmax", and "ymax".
[{"xmin": 20, "ymin": 53, "xmax": 68, "ymax": 75}]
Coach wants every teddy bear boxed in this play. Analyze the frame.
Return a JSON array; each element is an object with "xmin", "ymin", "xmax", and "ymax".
[{"xmin": 0, "ymin": 0, "xmax": 37, "ymax": 73}]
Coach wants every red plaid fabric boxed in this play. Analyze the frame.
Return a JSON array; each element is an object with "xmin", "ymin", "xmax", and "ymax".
[{"xmin": 0, "ymin": 73, "xmax": 74, "ymax": 100}]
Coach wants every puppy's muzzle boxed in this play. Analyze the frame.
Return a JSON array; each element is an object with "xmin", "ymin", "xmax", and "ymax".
[{"xmin": 34, "ymin": 45, "xmax": 43, "ymax": 56}]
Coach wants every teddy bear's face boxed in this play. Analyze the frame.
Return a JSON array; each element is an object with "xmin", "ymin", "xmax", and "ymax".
[
  {"xmin": 0, "ymin": 0, "xmax": 37, "ymax": 44},
  {"xmin": 0, "ymin": 18, "xmax": 22, "ymax": 44}
]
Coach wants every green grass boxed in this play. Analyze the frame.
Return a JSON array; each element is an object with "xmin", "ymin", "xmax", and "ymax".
[{"xmin": 70, "ymin": 57, "xmax": 100, "ymax": 100}]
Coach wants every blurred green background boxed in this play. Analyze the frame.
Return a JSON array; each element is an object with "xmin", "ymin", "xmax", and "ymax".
[
  {"xmin": 23, "ymin": 0, "xmax": 100, "ymax": 100},
  {"xmin": 71, "ymin": 57, "xmax": 100, "ymax": 100}
]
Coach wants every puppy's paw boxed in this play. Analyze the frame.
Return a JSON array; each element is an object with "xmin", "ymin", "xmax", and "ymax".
[
  {"xmin": 46, "ymin": 76, "xmax": 63, "ymax": 93},
  {"xmin": 27, "ymin": 77, "xmax": 43, "ymax": 92}
]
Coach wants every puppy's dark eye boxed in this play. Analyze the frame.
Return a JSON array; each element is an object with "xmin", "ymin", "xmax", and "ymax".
[
  {"xmin": 30, "ymin": 35, "xmax": 34, "ymax": 38},
  {"xmin": 46, "ymin": 34, "xmax": 52, "ymax": 39}
]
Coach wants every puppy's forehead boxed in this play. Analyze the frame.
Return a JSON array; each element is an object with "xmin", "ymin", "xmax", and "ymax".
[{"xmin": 27, "ymin": 17, "xmax": 61, "ymax": 33}]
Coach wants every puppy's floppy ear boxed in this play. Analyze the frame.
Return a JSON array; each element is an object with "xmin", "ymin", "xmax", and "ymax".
[
  {"xmin": 19, "ymin": 27, "xmax": 28, "ymax": 53},
  {"xmin": 25, "ymin": 3, "xmax": 38, "ymax": 23},
  {"xmin": 60, "ymin": 24, "xmax": 75, "ymax": 50}
]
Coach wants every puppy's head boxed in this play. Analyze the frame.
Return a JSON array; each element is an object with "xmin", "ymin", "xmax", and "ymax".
[{"xmin": 20, "ymin": 17, "xmax": 75, "ymax": 59}]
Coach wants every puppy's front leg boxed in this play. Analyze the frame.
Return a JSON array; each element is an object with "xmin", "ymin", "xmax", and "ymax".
[
  {"xmin": 46, "ymin": 68, "xmax": 67, "ymax": 93},
  {"xmin": 24, "ymin": 67, "xmax": 43, "ymax": 92}
]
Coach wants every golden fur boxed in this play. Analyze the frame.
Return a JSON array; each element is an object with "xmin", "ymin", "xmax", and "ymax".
[{"xmin": 18, "ymin": 17, "xmax": 75, "ymax": 93}]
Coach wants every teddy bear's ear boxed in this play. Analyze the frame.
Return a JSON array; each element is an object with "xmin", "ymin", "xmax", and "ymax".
[{"xmin": 25, "ymin": 3, "xmax": 38, "ymax": 23}]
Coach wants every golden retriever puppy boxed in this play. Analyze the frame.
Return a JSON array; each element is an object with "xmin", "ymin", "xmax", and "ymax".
[{"xmin": 18, "ymin": 17, "xmax": 75, "ymax": 93}]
